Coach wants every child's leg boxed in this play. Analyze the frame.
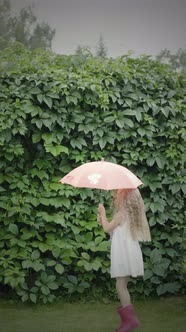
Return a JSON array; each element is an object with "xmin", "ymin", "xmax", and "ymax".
[
  {"xmin": 115, "ymin": 277, "xmax": 140, "ymax": 332},
  {"xmin": 116, "ymin": 276, "xmax": 131, "ymax": 307}
]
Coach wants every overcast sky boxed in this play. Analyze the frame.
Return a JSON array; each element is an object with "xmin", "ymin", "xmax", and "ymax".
[{"xmin": 12, "ymin": 0, "xmax": 186, "ymax": 57}]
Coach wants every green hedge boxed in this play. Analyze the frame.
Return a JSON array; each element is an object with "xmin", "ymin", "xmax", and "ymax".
[{"xmin": 0, "ymin": 44, "xmax": 185, "ymax": 303}]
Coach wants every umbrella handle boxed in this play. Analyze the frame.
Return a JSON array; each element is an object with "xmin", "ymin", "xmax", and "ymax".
[
  {"xmin": 99, "ymin": 189, "xmax": 104, "ymax": 204},
  {"xmin": 97, "ymin": 190, "xmax": 104, "ymax": 221}
]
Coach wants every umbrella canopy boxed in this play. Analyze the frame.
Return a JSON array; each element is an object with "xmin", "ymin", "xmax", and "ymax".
[{"xmin": 59, "ymin": 160, "xmax": 142, "ymax": 190}]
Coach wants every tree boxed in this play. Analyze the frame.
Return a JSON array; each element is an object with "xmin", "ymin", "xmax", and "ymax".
[
  {"xmin": 0, "ymin": 0, "xmax": 55, "ymax": 50},
  {"xmin": 156, "ymin": 48, "xmax": 186, "ymax": 76},
  {"xmin": 96, "ymin": 34, "xmax": 107, "ymax": 57},
  {"xmin": 75, "ymin": 45, "xmax": 84, "ymax": 54},
  {"xmin": 75, "ymin": 45, "xmax": 91, "ymax": 55}
]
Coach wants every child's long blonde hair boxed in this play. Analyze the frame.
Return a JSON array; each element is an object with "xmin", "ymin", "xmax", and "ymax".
[{"xmin": 113, "ymin": 188, "xmax": 151, "ymax": 242}]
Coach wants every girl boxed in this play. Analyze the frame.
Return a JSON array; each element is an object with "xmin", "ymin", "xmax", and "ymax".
[{"xmin": 98, "ymin": 188, "xmax": 151, "ymax": 332}]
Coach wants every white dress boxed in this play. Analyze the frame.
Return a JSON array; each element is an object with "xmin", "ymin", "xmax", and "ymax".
[{"xmin": 110, "ymin": 217, "xmax": 144, "ymax": 278}]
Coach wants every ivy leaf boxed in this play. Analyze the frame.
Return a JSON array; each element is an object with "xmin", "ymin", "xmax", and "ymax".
[
  {"xmin": 48, "ymin": 282, "xmax": 59, "ymax": 290},
  {"xmin": 146, "ymin": 158, "xmax": 155, "ymax": 166},
  {"xmin": 155, "ymin": 157, "xmax": 165, "ymax": 169},
  {"xmin": 137, "ymin": 127, "xmax": 146, "ymax": 136},
  {"xmin": 150, "ymin": 249, "xmax": 161, "ymax": 264},
  {"xmin": 116, "ymin": 119, "xmax": 124, "ymax": 128},
  {"xmin": 97, "ymin": 128, "xmax": 104, "ymax": 137},
  {"xmin": 167, "ymin": 90, "xmax": 176, "ymax": 98},
  {"xmin": 43, "ymin": 96, "xmax": 53, "ymax": 109},
  {"xmin": 41, "ymin": 285, "xmax": 50, "ymax": 295},
  {"xmin": 125, "ymin": 98, "xmax": 133, "ymax": 107},
  {"xmin": 152, "ymin": 259, "xmax": 170, "ymax": 276},
  {"xmin": 55, "ymin": 264, "xmax": 64, "ymax": 274},
  {"xmin": 170, "ymin": 183, "xmax": 180, "ymax": 194},
  {"xmin": 30, "ymin": 293, "xmax": 37, "ymax": 303},
  {"xmin": 68, "ymin": 275, "xmax": 78, "ymax": 285},
  {"xmin": 99, "ymin": 137, "xmax": 107, "ymax": 149},
  {"xmin": 181, "ymin": 184, "xmax": 186, "ymax": 194},
  {"xmin": 45, "ymin": 144, "xmax": 69, "ymax": 156},
  {"xmin": 135, "ymin": 112, "xmax": 142, "ymax": 122},
  {"xmin": 81, "ymin": 252, "xmax": 90, "ymax": 261},
  {"xmin": 35, "ymin": 119, "xmax": 43, "ymax": 129},
  {"xmin": 124, "ymin": 118, "xmax": 134, "ymax": 128},
  {"xmin": 22, "ymin": 294, "xmax": 29, "ymax": 302},
  {"xmin": 31, "ymin": 250, "xmax": 40, "ymax": 260},
  {"xmin": 157, "ymin": 282, "xmax": 180, "ymax": 295},
  {"xmin": 32, "ymin": 132, "xmax": 41, "ymax": 143},
  {"xmin": 37, "ymin": 94, "xmax": 43, "ymax": 104},
  {"xmin": 9, "ymin": 224, "xmax": 19, "ymax": 235},
  {"xmin": 42, "ymin": 119, "xmax": 52, "ymax": 129},
  {"xmin": 143, "ymin": 269, "xmax": 153, "ymax": 281},
  {"xmin": 104, "ymin": 116, "xmax": 115, "ymax": 123},
  {"xmin": 30, "ymin": 87, "xmax": 41, "ymax": 94}
]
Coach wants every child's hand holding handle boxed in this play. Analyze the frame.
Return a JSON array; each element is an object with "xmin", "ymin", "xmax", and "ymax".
[{"xmin": 97, "ymin": 203, "xmax": 106, "ymax": 223}]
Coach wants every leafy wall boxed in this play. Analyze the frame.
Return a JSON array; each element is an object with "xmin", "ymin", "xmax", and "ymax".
[{"xmin": 0, "ymin": 45, "xmax": 185, "ymax": 303}]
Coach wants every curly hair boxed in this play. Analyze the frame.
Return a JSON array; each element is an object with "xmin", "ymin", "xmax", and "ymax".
[{"xmin": 113, "ymin": 188, "xmax": 151, "ymax": 242}]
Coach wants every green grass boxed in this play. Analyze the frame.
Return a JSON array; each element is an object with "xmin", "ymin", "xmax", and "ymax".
[{"xmin": 0, "ymin": 297, "xmax": 185, "ymax": 332}]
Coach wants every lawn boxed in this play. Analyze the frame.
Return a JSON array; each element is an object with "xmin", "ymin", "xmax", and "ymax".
[{"xmin": 0, "ymin": 297, "xmax": 185, "ymax": 332}]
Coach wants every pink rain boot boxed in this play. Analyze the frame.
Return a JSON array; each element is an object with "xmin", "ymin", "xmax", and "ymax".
[{"xmin": 116, "ymin": 304, "xmax": 141, "ymax": 332}]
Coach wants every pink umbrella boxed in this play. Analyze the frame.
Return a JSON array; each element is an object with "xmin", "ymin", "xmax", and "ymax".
[{"xmin": 59, "ymin": 159, "xmax": 142, "ymax": 190}]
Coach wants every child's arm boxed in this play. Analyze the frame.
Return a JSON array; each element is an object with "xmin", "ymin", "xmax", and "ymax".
[{"xmin": 98, "ymin": 203, "xmax": 120, "ymax": 233}]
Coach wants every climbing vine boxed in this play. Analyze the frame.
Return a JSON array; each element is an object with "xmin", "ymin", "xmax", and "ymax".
[{"xmin": 0, "ymin": 44, "xmax": 185, "ymax": 303}]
